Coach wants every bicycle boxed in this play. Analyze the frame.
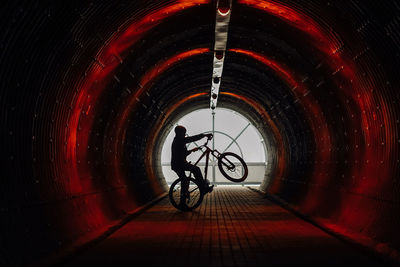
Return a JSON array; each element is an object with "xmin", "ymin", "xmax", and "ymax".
[{"xmin": 168, "ymin": 136, "xmax": 248, "ymax": 211}]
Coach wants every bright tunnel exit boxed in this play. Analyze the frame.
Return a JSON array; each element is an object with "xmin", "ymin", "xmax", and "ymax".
[{"xmin": 161, "ymin": 108, "xmax": 267, "ymax": 185}]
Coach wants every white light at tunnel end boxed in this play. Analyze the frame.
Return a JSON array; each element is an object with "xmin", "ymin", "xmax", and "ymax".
[{"xmin": 160, "ymin": 108, "xmax": 268, "ymax": 186}]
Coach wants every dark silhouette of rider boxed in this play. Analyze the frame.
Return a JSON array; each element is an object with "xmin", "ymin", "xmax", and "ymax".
[{"xmin": 171, "ymin": 125, "xmax": 213, "ymax": 192}]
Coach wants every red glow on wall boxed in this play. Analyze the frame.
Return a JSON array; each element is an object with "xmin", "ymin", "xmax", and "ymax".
[
  {"xmin": 52, "ymin": 0, "xmax": 397, "ymax": 254},
  {"xmin": 119, "ymin": 48, "xmax": 210, "ymax": 131},
  {"xmin": 64, "ymin": 0, "xmax": 209, "ymax": 194},
  {"xmin": 59, "ymin": 1, "xmax": 210, "ymax": 232},
  {"xmin": 229, "ymin": 48, "xmax": 333, "ymax": 197},
  {"xmin": 230, "ymin": 48, "xmax": 298, "ymax": 89},
  {"xmin": 238, "ymin": 0, "xmax": 396, "ymax": 246},
  {"xmin": 112, "ymin": 48, "xmax": 210, "ymax": 193},
  {"xmin": 238, "ymin": 0, "xmax": 323, "ymax": 41}
]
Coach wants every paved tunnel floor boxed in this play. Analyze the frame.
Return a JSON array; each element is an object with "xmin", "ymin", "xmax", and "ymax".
[{"xmin": 65, "ymin": 186, "xmax": 385, "ymax": 267}]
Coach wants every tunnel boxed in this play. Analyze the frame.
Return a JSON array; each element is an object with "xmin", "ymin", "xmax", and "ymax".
[{"xmin": 1, "ymin": 0, "xmax": 400, "ymax": 266}]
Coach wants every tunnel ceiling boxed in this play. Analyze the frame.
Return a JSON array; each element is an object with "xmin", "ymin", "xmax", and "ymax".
[{"xmin": 2, "ymin": 0, "xmax": 400, "ymax": 265}]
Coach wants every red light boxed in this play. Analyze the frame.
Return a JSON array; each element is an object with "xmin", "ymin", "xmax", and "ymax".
[
  {"xmin": 59, "ymin": 1, "xmax": 211, "ymax": 232},
  {"xmin": 217, "ymin": 7, "xmax": 231, "ymax": 16}
]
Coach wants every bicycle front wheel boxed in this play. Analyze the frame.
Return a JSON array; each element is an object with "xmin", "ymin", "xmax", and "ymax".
[
  {"xmin": 218, "ymin": 152, "xmax": 248, "ymax": 182},
  {"xmin": 169, "ymin": 178, "xmax": 204, "ymax": 211}
]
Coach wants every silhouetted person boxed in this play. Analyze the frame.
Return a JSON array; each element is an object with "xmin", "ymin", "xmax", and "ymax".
[{"xmin": 171, "ymin": 125, "xmax": 213, "ymax": 193}]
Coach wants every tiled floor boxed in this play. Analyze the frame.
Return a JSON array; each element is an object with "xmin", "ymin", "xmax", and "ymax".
[{"xmin": 65, "ymin": 186, "xmax": 385, "ymax": 266}]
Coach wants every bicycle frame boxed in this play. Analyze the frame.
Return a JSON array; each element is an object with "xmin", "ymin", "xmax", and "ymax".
[{"xmin": 191, "ymin": 139, "xmax": 221, "ymax": 181}]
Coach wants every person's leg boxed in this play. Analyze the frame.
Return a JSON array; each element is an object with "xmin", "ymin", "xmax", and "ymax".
[
  {"xmin": 183, "ymin": 163, "xmax": 212, "ymax": 191},
  {"xmin": 183, "ymin": 163, "xmax": 203, "ymax": 184},
  {"xmin": 174, "ymin": 168, "xmax": 189, "ymax": 203}
]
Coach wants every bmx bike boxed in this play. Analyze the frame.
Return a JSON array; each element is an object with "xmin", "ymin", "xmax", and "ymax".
[{"xmin": 169, "ymin": 137, "xmax": 248, "ymax": 211}]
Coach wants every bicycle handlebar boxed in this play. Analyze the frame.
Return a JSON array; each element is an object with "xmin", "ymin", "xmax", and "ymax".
[
  {"xmin": 192, "ymin": 134, "xmax": 213, "ymax": 151},
  {"xmin": 204, "ymin": 133, "xmax": 213, "ymax": 143},
  {"xmin": 199, "ymin": 135, "xmax": 212, "ymax": 149}
]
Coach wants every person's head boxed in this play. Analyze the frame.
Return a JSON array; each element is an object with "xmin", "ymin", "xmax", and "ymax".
[{"xmin": 174, "ymin": 125, "xmax": 186, "ymax": 137}]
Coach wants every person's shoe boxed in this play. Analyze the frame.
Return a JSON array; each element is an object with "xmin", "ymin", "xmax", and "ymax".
[{"xmin": 207, "ymin": 185, "xmax": 214, "ymax": 193}]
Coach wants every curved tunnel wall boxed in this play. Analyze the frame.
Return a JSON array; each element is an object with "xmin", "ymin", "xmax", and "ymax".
[{"xmin": 1, "ymin": 0, "xmax": 400, "ymax": 265}]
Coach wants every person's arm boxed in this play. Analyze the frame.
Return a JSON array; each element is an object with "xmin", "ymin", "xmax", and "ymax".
[
  {"xmin": 184, "ymin": 133, "xmax": 213, "ymax": 144},
  {"xmin": 184, "ymin": 133, "xmax": 205, "ymax": 144},
  {"xmin": 184, "ymin": 146, "xmax": 202, "ymax": 157}
]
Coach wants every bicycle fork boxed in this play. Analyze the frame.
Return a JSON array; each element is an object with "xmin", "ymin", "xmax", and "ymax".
[{"xmin": 203, "ymin": 150, "xmax": 210, "ymax": 182}]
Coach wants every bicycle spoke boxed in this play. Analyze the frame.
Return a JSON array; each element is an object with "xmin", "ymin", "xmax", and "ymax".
[
  {"xmin": 189, "ymin": 187, "xmax": 199, "ymax": 193},
  {"xmin": 233, "ymin": 166, "xmax": 243, "ymax": 177},
  {"xmin": 224, "ymin": 163, "xmax": 241, "ymax": 178},
  {"xmin": 222, "ymin": 158, "xmax": 243, "ymax": 178}
]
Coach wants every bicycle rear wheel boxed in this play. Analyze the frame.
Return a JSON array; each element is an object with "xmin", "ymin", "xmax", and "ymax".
[
  {"xmin": 169, "ymin": 177, "xmax": 204, "ymax": 211},
  {"xmin": 218, "ymin": 152, "xmax": 248, "ymax": 182}
]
